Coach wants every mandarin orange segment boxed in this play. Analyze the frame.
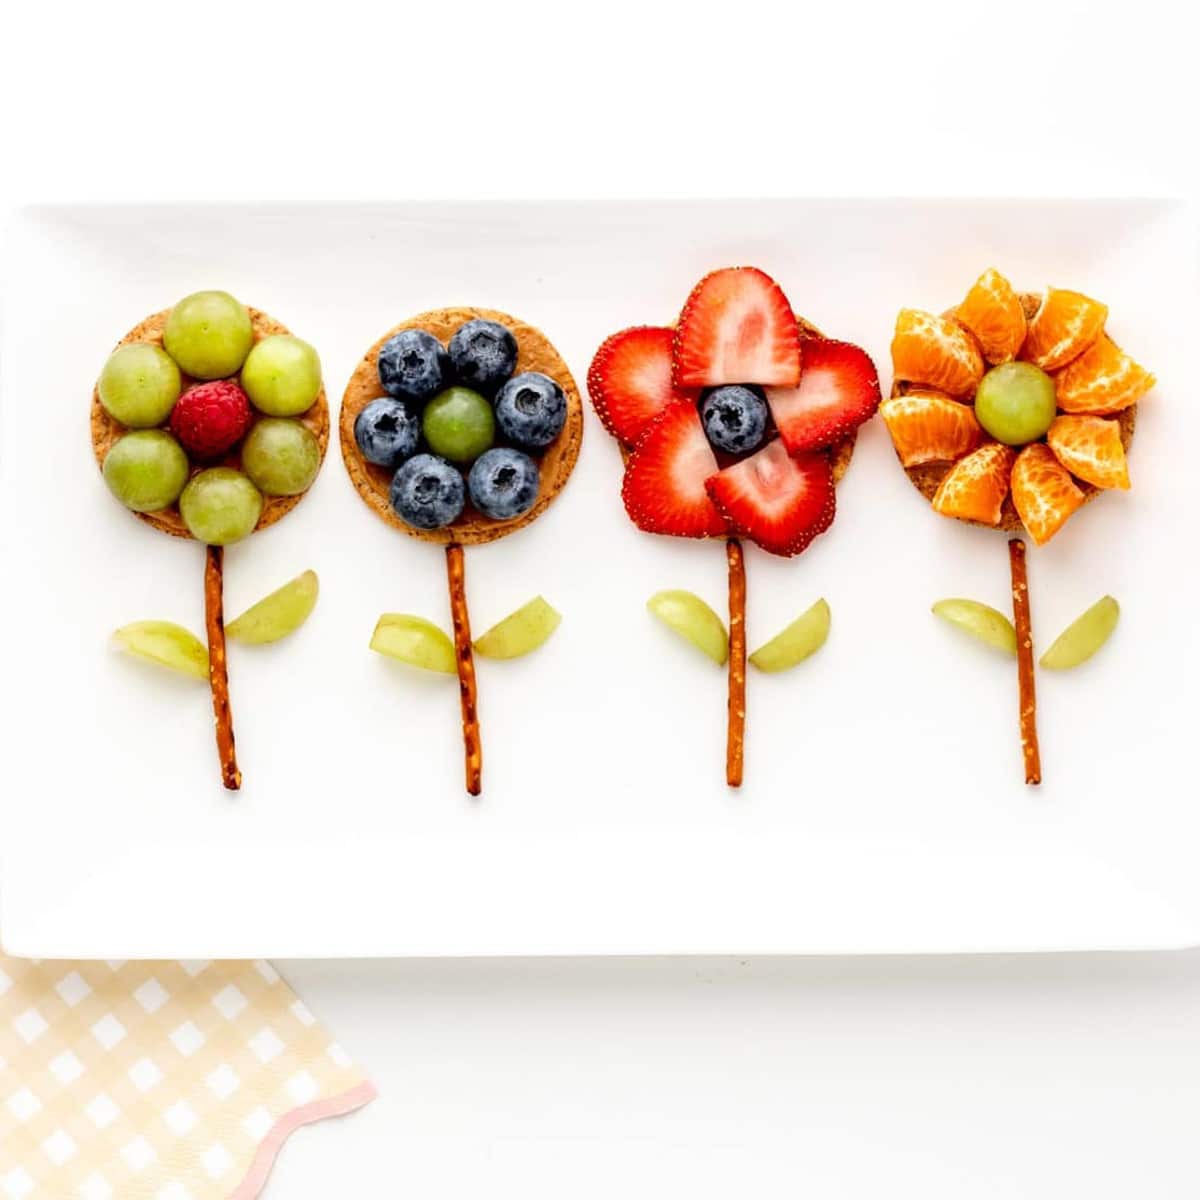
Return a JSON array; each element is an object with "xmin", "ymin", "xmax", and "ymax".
[
  {"xmin": 891, "ymin": 309, "xmax": 985, "ymax": 397},
  {"xmin": 1021, "ymin": 287, "xmax": 1108, "ymax": 371},
  {"xmin": 931, "ymin": 442, "xmax": 1016, "ymax": 526},
  {"xmin": 1054, "ymin": 334, "xmax": 1156, "ymax": 414},
  {"xmin": 1046, "ymin": 414, "xmax": 1130, "ymax": 490},
  {"xmin": 879, "ymin": 390, "xmax": 983, "ymax": 466},
  {"xmin": 955, "ymin": 268, "xmax": 1026, "ymax": 365},
  {"xmin": 1011, "ymin": 443, "xmax": 1085, "ymax": 546}
]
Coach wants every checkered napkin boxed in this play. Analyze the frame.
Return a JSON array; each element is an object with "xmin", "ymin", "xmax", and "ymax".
[{"xmin": 0, "ymin": 957, "xmax": 375, "ymax": 1199}]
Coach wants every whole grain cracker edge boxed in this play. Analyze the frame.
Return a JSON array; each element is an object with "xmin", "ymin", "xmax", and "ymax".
[
  {"xmin": 339, "ymin": 307, "xmax": 583, "ymax": 547},
  {"xmin": 91, "ymin": 307, "xmax": 330, "ymax": 539},
  {"xmin": 891, "ymin": 294, "xmax": 1135, "ymax": 533}
]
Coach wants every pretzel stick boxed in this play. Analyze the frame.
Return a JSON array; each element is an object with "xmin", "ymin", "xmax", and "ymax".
[
  {"xmin": 726, "ymin": 537, "xmax": 747, "ymax": 788},
  {"xmin": 445, "ymin": 543, "xmax": 482, "ymax": 796},
  {"xmin": 1008, "ymin": 538, "xmax": 1041, "ymax": 786},
  {"xmin": 204, "ymin": 545, "xmax": 241, "ymax": 791}
]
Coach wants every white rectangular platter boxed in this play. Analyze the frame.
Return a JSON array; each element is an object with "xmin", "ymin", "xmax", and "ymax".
[{"xmin": 1, "ymin": 199, "xmax": 1196, "ymax": 958}]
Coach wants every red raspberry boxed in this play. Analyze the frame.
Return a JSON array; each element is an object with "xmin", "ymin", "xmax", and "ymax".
[{"xmin": 170, "ymin": 380, "xmax": 253, "ymax": 459}]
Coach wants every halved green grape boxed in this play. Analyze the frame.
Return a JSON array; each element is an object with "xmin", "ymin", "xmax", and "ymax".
[
  {"xmin": 1040, "ymin": 595, "xmax": 1120, "ymax": 670},
  {"xmin": 474, "ymin": 596, "xmax": 561, "ymax": 659},
  {"xmin": 932, "ymin": 598, "xmax": 1017, "ymax": 656},
  {"xmin": 113, "ymin": 620, "xmax": 208, "ymax": 680},
  {"xmin": 179, "ymin": 468, "xmax": 263, "ymax": 545},
  {"xmin": 241, "ymin": 335, "xmax": 323, "ymax": 416},
  {"xmin": 226, "ymin": 570, "xmax": 319, "ymax": 644},
  {"xmin": 647, "ymin": 590, "xmax": 728, "ymax": 665},
  {"xmin": 98, "ymin": 343, "xmax": 181, "ymax": 427},
  {"xmin": 241, "ymin": 418, "xmax": 321, "ymax": 496},
  {"xmin": 749, "ymin": 598, "xmax": 831, "ymax": 673},
  {"xmin": 370, "ymin": 614, "xmax": 456, "ymax": 674},
  {"xmin": 163, "ymin": 290, "xmax": 254, "ymax": 380},
  {"xmin": 102, "ymin": 430, "xmax": 190, "ymax": 512}
]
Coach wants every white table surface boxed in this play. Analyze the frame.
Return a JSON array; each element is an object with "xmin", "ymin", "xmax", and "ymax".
[
  {"xmin": 3, "ymin": 0, "xmax": 1197, "ymax": 1195},
  {"xmin": 269, "ymin": 953, "xmax": 1200, "ymax": 1198}
]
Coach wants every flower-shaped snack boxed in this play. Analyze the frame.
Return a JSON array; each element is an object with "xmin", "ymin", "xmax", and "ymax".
[
  {"xmin": 589, "ymin": 267, "xmax": 880, "ymax": 786},
  {"xmin": 94, "ymin": 291, "xmax": 329, "ymax": 789},
  {"xmin": 341, "ymin": 307, "xmax": 583, "ymax": 796},
  {"xmin": 882, "ymin": 268, "xmax": 1156, "ymax": 782}
]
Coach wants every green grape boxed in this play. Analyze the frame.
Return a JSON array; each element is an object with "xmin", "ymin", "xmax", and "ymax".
[
  {"xmin": 647, "ymin": 590, "xmax": 728, "ymax": 665},
  {"xmin": 163, "ymin": 290, "xmax": 254, "ymax": 380},
  {"xmin": 241, "ymin": 418, "xmax": 321, "ymax": 496},
  {"xmin": 102, "ymin": 430, "xmax": 189, "ymax": 512},
  {"xmin": 422, "ymin": 387, "xmax": 495, "ymax": 463},
  {"xmin": 113, "ymin": 620, "xmax": 208, "ymax": 680},
  {"xmin": 226, "ymin": 570, "xmax": 319, "ymax": 644},
  {"xmin": 749, "ymin": 598, "xmax": 831, "ymax": 673},
  {"xmin": 370, "ymin": 614, "xmax": 457, "ymax": 674},
  {"xmin": 179, "ymin": 468, "xmax": 263, "ymax": 545},
  {"xmin": 474, "ymin": 596, "xmax": 561, "ymax": 659},
  {"xmin": 1040, "ymin": 595, "xmax": 1119, "ymax": 669},
  {"xmin": 241, "ymin": 334, "xmax": 323, "ymax": 416},
  {"xmin": 932, "ymin": 598, "xmax": 1016, "ymax": 656},
  {"xmin": 974, "ymin": 362, "xmax": 1057, "ymax": 446},
  {"xmin": 98, "ymin": 343, "xmax": 181, "ymax": 427}
]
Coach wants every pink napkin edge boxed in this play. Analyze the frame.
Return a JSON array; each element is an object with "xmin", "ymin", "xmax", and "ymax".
[{"xmin": 229, "ymin": 1079, "xmax": 378, "ymax": 1200}]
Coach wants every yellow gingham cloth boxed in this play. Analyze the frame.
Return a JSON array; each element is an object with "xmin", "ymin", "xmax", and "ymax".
[{"xmin": 0, "ymin": 957, "xmax": 375, "ymax": 1199}]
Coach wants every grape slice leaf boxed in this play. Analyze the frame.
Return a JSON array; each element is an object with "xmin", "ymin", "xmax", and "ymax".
[
  {"xmin": 647, "ymin": 590, "xmax": 729, "ymax": 665},
  {"xmin": 227, "ymin": 569, "xmax": 319, "ymax": 644},
  {"xmin": 749, "ymin": 598, "xmax": 831, "ymax": 673},
  {"xmin": 932, "ymin": 598, "xmax": 1017, "ymax": 657},
  {"xmin": 474, "ymin": 596, "xmax": 561, "ymax": 660},
  {"xmin": 113, "ymin": 620, "xmax": 209, "ymax": 681},
  {"xmin": 1040, "ymin": 595, "xmax": 1119, "ymax": 669},
  {"xmin": 371, "ymin": 614, "xmax": 457, "ymax": 674}
]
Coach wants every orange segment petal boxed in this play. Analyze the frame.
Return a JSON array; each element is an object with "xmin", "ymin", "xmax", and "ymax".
[
  {"xmin": 931, "ymin": 442, "xmax": 1016, "ymax": 526},
  {"xmin": 880, "ymin": 390, "xmax": 983, "ymax": 466},
  {"xmin": 1011, "ymin": 443, "xmax": 1085, "ymax": 545},
  {"xmin": 1054, "ymin": 335, "xmax": 1156, "ymax": 414},
  {"xmin": 891, "ymin": 309, "xmax": 984, "ymax": 397},
  {"xmin": 1046, "ymin": 415, "xmax": 1130, "ymax": 489},
  {"xmin": 955, "ymin": 268, "xmax": 1026, "ymax": 364},
  {"xmin": 1021, "ymin": 287, "xmax": 1108, "ymax": 370}
]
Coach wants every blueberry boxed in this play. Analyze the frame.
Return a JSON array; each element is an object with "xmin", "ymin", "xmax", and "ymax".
[
  {"xmin": 354, "ymin": 397, "xmax": 420, "ymax": 468},
  {"xmin": 700, "ymin": 385, "xmax": 767, "ymax": 454},
  {"xmin": 448, "ymin": 319, "xmax": 518, "ymax": 395},
  {"xmin": 467, "ymin": 447, "xmax": 540, "ymax": 521},
  {"xmin": 494, "ymin": 372, "xmax": 567, "ymax": 450},
  {"xmin": 377, "ymin": 329, "xmax": 449, "ymax": 402},
  {"xmin": 389, "ymin": 454, "xmax": 465, "ymax": 530}
]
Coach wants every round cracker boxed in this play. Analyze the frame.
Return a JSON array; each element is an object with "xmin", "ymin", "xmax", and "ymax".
[
  {"xmin": 892, "ymin": 293, "xmax": 1136, "ymax": 533},
  {"xmin": 340, "ymin": 307, "xmax": 583, "ymax": 547},
  {"xmin": 92, "ymin": 307, "xmax": 330, "ymax": 539}
]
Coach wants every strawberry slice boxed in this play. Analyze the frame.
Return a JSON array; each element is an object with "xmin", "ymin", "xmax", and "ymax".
[
  {"xmin": 621, "ymin": 400, "xmax": 728, "ymax": 539},
  {"xmin": 766, "ymin": 339, "xmax": 881, "ymax": 454},
  {"xmin": 705, "ymin": 439, "xmax": 835, "ymax": 557},
  {"xmin": 674, "ymin": 267, "xmax": 801, "ymax": 388},
  {"xmin": 587, "ymin": 326, "xmax": 697, "ymax": 446}
]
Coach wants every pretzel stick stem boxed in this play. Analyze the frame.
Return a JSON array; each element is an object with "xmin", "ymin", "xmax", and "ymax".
[
  {"xmin": 445, "ymin": 543, "xmax": 482, "ymax": 796},
  {"xmin": 1008, "ymin": 538, "xmax": 1041, "ymax": 787},
  {"xmin": 726, "ymin": 537, "xmax": 747, "ymax": 788},
  {"xmin": 204, "ymin": 545, "xmax": 241, "ymax": 792}
]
